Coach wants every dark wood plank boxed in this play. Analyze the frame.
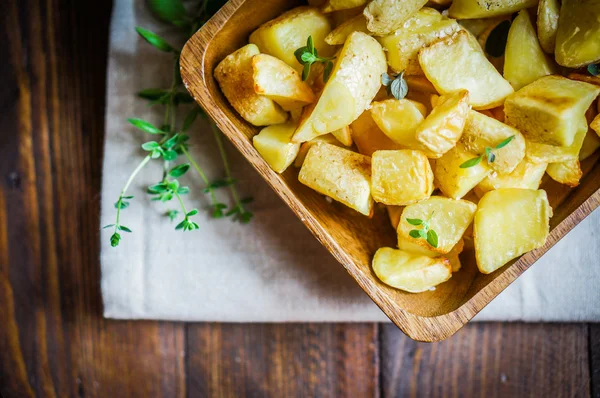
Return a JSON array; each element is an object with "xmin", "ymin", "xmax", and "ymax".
[
  {"xmin": 591, "ymin": 325, "xmax": 600, "ymax": 398},
  {"xmin": 1, "ymin": 0, "xmax": 186, "ymax": 396},
  {"xmin": 381, "ymin": 322, "xmax": 590, "ymax": 398},
  {"xmin": 186, "ymin": 323, "xmax": 379, "ymax": 397}
]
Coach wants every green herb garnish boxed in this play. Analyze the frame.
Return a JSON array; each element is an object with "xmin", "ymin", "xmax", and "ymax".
[
  {"xmin": 588, "ymin": 64, "xmax": 600, "ymax": 76},
  {"xmin": 460, "ymin": 135, "xmax": 515, "ymax": 168},
  {"xmin": 406, "ymin": 213, "xmax": 438, "ymax": 248},
  {"xmin": 381, "ymin": 71, "xmax": 408, "ymax": 100},
  {"xmin": 294, "ymin": 36, "xmax": 336, "ymax": 82}
]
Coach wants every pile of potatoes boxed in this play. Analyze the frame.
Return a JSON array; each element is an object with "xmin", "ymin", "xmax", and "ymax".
[{"xmin": 215, "ymin": 0, "xmax": 600, "ymax": 293}]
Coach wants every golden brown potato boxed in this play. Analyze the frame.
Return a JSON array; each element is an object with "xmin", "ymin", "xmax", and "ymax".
[
  {"xmin": 546, "ymin": 160, "xmax": 583, "ymax": 187},
  {"xmin": 537, "ymin": 0, "xmax": 559, "ymax": 54},
  {"xmin": 325, "ymin": 14, "xmax": 369, "ymax": 45},
  {"xmin": 460, "ymin": 110, "xmax": 526, "ymax": 174},
  {"xmin": 252, "ymin": 54, "xmax": 316, "ymax": 111},
  {"xmin": 567, "ymin": 73, "xmax": 600, "ymax": 88},
  {"xmin": 580, "ymin": 129, "xmax": 600, "ymax": 161},
  {"xmin": 446, "ymin": 239, "xmax": 465, "ymax": 272},
  {"xmin": 458, "ymin": 17, "xmax": 506, "ymax": 37},
  {"xmin": 253, "ymin": 123, "xmax": 300, "ymax": 173},
  {"xmin": 504, "ymin": 10, "xmax": 555, "ymax": 91},
  {"xmin": 415, "ymin": 90, "xmax": 470, "ymax": 159},
  {"xmin": 292, "ymin": 32, "xmax": 387, "ymax": 143},
  {"xmin": 370, "ymin": 99, "xmax": 427, "ymax": 150},
  {"xmin": 554, "ymin": 0, "xmax": 600, "ymax": 68},
  {"xmin": 474, "ymin": 189, "xmax": 551, "ymax": 274},
  {"xmin": 249, "ymin": 7, "xmax": 334, "ymax": 72},
  {"xmin": 372, "ymin": 247, "xmax": 452, "ymax": 293},
  {"xmin": 434, "ymin": 144, "xmax": 491, "ymax": 199},
  {"xmin": 363, "ymin": 0, "xmax": 429, "ymax": 36},
  {"xmin": 397, "ymin": 196, "xmax": 477, "ymax": 255},
  {"xmin": 474, "ymin": 159, "xmax": 547, "ymax": 197},
  {"xmin": 299, "ymin": 143, "xmax": 373, "ymax": 215},
  {"xmin": 504, "ymin": 76, "xmax": 600, "ymax": 147},
  {"xmin": 331, "ymin": 125, "xmax": 353, "ymax": 146},
  {"xmin": 371, "ymin": 150, "xmax": 434, "ymax": 206},
  {"xmin": 592, "ymin": 114, "xmax": 600, "ymax": 137},
  {"xmin": 215, "ymin": 44, "xmax": 288, "ymax": 126},
  {"xmin": 293, "ymin": 134, "xmax": 343, "ymax": 167},
  {"xmin": 322, "ymin": 0, "xmax": 367, "ymax": 13},
  {"xmin": 419, "ymin": 31, "xmax": 514, "ymax": 110},
  {"xmin": 405, "ymin": 75, "xmax": 438, "ymax": 94},
  {"xmin": 387, "ymin": 205, "xmax": 404, "ymax": 230},
  {"xmin": 448, "ymin": 0, "xmax": 537, "ymax": 19},
  {"xmin": 525, "ymin": 123, "xmax": 587, "ymax": 164},
  {"xmin": 350, "ymin": 110, "xmax": 403, "ymax": 156}
]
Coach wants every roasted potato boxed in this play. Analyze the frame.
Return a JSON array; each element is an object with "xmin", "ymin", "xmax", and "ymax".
[
  {"xmin": 474, "ymin": 189, "xmax": 551, "ymax": 274},
  {"xmin": 370, "ymin": 99, "xmax": 427, "ymax": 150},
  {"xmin": 371, "ymin": 150, "xmax": 434, "ymax": 206},
  {"xmin": 415, "ymin": 90, "xmax": 470, "ymax": 159},
  {"xmin": 446, "ymin": 239, "xmax": 465, "ymax": 272},
  {"xmin": 363, "ymin": 0, "xmax": 429, "ymax": 36},
  {"xmin": 325, "ymin": 14, "xmax": 369, "ymax": 45},
  {"xmin": 474, "ymin": 159, "xmax": 547, "ymax": 197},
  {"xmin": 215, "ymin": 44, "xmax": 288, "ymax": 126},
  {"xmin": 460, "ymin": 110, "xmax": 526, "ymax": 174},
  {"xmin": 546, "ymin": 160, "xmax": 583, "ymax": 187},
  {"xmin": 299, "ymin": 143, "xmax": 373, "ymax": 215},
  {"xmin": 372, "ymin": 247, "xmax": 452, "ymax": 293},
  {"xmin": 504, "ymin": 10, "xmax": 555, "ymax": 91},
  {"xmin": 350, "ymin": 110, "xmax": 403, "ymax": 156},
  {"xmin": 525, "ymin": 123, "xmax": 587, "ymax": 164},
  {"xmin": 378, "ymin": 17, "xmax": 460, "ymax": 75},
  {"xmin": 387, "ymin": 205, "xmax": 404, "ymax": 230},
  {"xmin": 434, "ymin": 143, "xmax": 491, "ymax": 199},
  {"xmin": 419, "ymin": 31, "xmax": 514, "ymax": 110},
  {"xmin": 397, "ymin": 196, "xmax": 477, "ymax": 255},
  {"xmin": 448, "ymin": 0, "xmax": 537, "ymax": 19},
  {"xmin": 252, "ymin": 54, "xmax": 316, "ymax": 111},
  {"xmin": 554, "ymin": 0, "xmax": 600, "ymax": 68},
  {"xmin": 293, "ymin": 134, "xmax": 343, "ymax": 167},
  {"xmin": 253, "ymin": 123, "xmax": 301, "ymax": 173},
  {"xmin": 580, "ymin": 129, "xmax": 600, "ymax": 161},
  {"xmin": 592, "ymin": 114, "xmax": 600, "ymax": 137},
  {"xmin": 504, "ymin": 76, "xmax": 600, "ymax": 147},
  {"xmin": 322, "ymin": 0, "xmax": 367, "ymax": 13},
  {"xmin": 405, "ymin": 75, "xmax": 438, "ymax": 94},
  {"xmin": 292, "ymin": 32, "xmax": 387, "ymax": 143},
  {"xmin": 537, "ymin": 0, "xmax": 559, "ymax": 54},
  {"xmin": 458, "ymin": 17, "xmax": 505, "ymax": 37},
  {"xmin": 331, "ymin": 125, "xmax": 353, "ymax": 146},
  {"xmin": 249, "ymin": 7, "xmax": 334, "ymax": 72}
]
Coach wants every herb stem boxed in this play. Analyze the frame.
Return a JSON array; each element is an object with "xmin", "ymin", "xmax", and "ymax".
[
  {"xmin": 181, "ymin": 145, "xmax": 219, "ymax": 206},
  {"xmin": 174, "ymin": 190, "xmax": 188, "ymax": 216},
  {"xmin": 115, "ymin": 154, "xmax": 151, "ymax": 231},
  {"xmin": 211, "ymin": 123, "xmax": 245, "ymax": 213}
]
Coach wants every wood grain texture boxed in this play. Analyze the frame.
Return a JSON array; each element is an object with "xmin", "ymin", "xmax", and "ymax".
[
  {"xmin": 180, "ymin": 0, "xmax": 600, "ymax": 341},
  {"xmin": 186, "ymin": 323, "xmax": 379, "ymax": 398},
  {"xmin": 591, "ymin": 325, "xmax": 600, "ymax": 398},
  {"xmin": 381, "ymin": 323, "xmax": 591, "ymax": 398}
]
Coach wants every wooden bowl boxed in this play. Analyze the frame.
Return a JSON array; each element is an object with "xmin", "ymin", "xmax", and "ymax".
[{"xmin": 180, "ymin": 0, "xmax": 600, "ymax": 341}]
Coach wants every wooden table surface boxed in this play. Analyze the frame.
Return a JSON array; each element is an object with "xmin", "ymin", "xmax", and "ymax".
[{"xmin": 0, "ymin": 1, "xmax": 598, "ymax": 397}]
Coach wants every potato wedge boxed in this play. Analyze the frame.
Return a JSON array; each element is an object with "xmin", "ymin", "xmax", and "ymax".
[
  {"xmin": 252, "ymin": 54, "xmax": 316, "ymax": 111},
  {"xmin": 350, "ymin": 110, "xmax": 403, "ymax": 156},
  {"xmin": 405, "ymin": 75, "xmax": 438, "ymax": 94},
  {"xmin": 371, "ymin": 150, "xmax": 434, "ymax": 206},
  {"xmin": 474, "ymin": 189, "xmax": 551, "ymax": 274},
  {"xmin": 249, "ymin": 7, "xmax": 334, "ymax": 72},
  {"xmin": 504, "ymin": 10, "xmax": 555, "ymax": 91},
  {"xmin": 397, "ymin": 196, "xmax": 477, "ymax": 255},
  {"xmin": 331, "ymin": 125, "xmax": 353, "ymax": 146},
  {"xmin": 580, "ymin": 129, "xmax": 600, "ymax": 161},
  {"xmin": 293, "ymin": 134, "xmax": 343, "ymax": 167},
  {"xmin": 525, "ymin": 122, "xmax": 587, "ymax": 164},
  {"xmin": 448, "ymin": 0, "xmax": 537, "ymax": 19},
  {"xmin": 253, "ymin": 123, "xmax": 300, "ymax": 173},
  {"xmin": 215, "ymin": 44, "xmax": 288, "ymax": 126},
  {"xmin": 592, "ymin": 114, "xmax": 600, "ymax": 137},
  {"xmin": 434, "ymin": 144, "xmax": 491, "ymax": 199},
  {"xmin": 299, "ymin": 143, "xmax": 373, "ymax": 215},
  {"xmin": 372, "ymin": 247, "xmax": 452, "ymax": 293},
  {"xmin": 460, "ymin": 110, "xmax": 526, "ymax": 174},
  {"xmin": 327, "ymin": 6, "xmax": 365, "ymax": 27},
  {"xmin": 504, "ymin": 76, "xmax": 600, "ymax": 147},
  {"xmin": 446, "ymin": 240, "xmax": 465, "ymax": 272},
  {"xmin": 537, "ymin": 0, "xmax": 559, "ymax": 54},
  {"xmin": 370, "ymin": 99, "xmax": 427, "ymax": 150},
  {"xmin": 546, "ymin": 160, "xmax": 583, "ymax": 187},
  {"xmin": 458, "ymin": 17, "xmax": 506, "ymax": 37},
  {"xmin": 419, "ymin": 31, "xmax": 514, "ymax": 110},
  {"xmin": 325, "ymin": 14, "xmax": 369, "ymax": 45},
  {"xmin": 387, "ymin": 205, "xmax": 404, "ymax": 230},
  {"xmin": 415, "ymin": 90, "xmax": 470, "ymax": 159},
  {"xmin": 555, "ymin": 0, "xmax": 600, "ymax": 68},
  {"xmin": 363, "ymin": 0, "xmax": 429, "ymax": 36},
  {"xmin": 292, "ymin": 32, "xmax": 386, "ymax": 143},
  {"xmin": 379, "ymin": 19, "xmax": 461, "ymax": 75},
  {"xmin": 474, "ymin": 159, "xmax": 547, "ymax": 197},
  {"xmin": 322, "ymin": 0, "xmax": 367, "ymax": 13}
]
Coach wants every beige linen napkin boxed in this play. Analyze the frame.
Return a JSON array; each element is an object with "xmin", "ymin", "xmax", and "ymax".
[{"xmin": 101, "ymin": 0, "xmax": 600, "ymax": 322}]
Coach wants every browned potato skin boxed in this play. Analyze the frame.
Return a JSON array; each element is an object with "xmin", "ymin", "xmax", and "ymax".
[{"xmin": 364, "ymin": 0, "xmax": 429, "ymax": 36}]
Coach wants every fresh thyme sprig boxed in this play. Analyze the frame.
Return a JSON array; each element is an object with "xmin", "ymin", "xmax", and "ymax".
[
  {"xmin": 104, "ymin": 0, "xmax": 252, "ymax": 247},
  {"xmin": 406, "ymin": 213, "xmax": 439, "ymax": 248},
  {"xmin": 294, "ymin": 36, "xmax": 336, "ymax": 82},
  {"xmin": 381, "ymin": 71, "xmax": 408, "ymax": 100},
  {"xmin": 588, "ymin": 64, "xmax": 600, "ymax": 76},
  {"xmin": 460, "ymin": 135, "xmax": 515, "ymax": 168}
]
